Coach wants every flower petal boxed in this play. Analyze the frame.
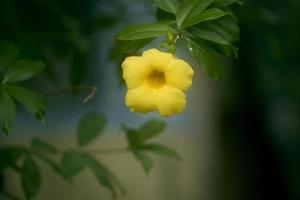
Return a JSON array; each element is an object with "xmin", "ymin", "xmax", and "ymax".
[
  {"xmin": 155, "ymin": 86, "xmax": 186, "ymax": 117},
  {"xmin": 122, "ymin": 56, "xmax": 151, "ymax": 89},
  {"xmin": 165, "ymin": 59, "xmax": 194, "ymax": 91},
  {"xmin": 125, "ymin": 84, "xmax": 156, "ymax": 113},
  {"xmin": 142, "ymin": 49, "xmax": 174, "ymax": 71}
]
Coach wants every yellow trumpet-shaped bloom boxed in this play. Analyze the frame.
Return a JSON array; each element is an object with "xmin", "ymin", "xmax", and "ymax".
[{"xmin": 122, "ymin": 48, "xmax": 194, "ymax": 117}]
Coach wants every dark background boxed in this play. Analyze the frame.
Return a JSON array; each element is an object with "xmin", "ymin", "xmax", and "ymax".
[{"xmin": 0, "ymin": 0, "xmax": 300, "ymax": 199}]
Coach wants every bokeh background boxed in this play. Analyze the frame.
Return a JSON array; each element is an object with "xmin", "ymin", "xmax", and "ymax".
[{"xmin": 1, "ymin": 0, "xmax": 300, "ymax": 199}]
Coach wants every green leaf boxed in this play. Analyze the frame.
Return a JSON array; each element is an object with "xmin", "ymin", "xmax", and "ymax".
[
  {"xmin": 30, "ymin": 137, "xmax": 58, "ymax": 154},
  {"xmin": 182, "ymin": 8, "xmax": 228, "ymax": 29},
  {"xmin": 60, "ymin": 150, "xmax": 86, "ymax": 180},
  {"xmin": 0, "ymin": 90, "xmax": 16, "ymax": 135},
  {"xmin": 117, "ymin": 22, "xmax": 170, "ymax": 40},
  {"xmin": 156, "ymin": 8, "xmax": 176, "ymax": 21},
  {"xmin": 0, "ymin": 40, "xmax": 19, "ymax": 69},
  {"xmin": 132, "ymin": 150, "xmax": 153, "ymax": 175},
  {"xmin": 206, "ymin": 41, "xmax": 238, "ymax": 58},
  {"xmin": 77, "ymin": 112, "xmax": 106, "ymax": 147},
  {"xmin": 84, "ymin": 154, "xmax": 120, "ymax": 198},
  {"xmin": 6, "ymin": 85, "xmax": 47, "ymax": 122},
  {"xmin": 3, "ymin": 60, "xmax": 45, "ymax": 83},
  {"xmin": 212, "ymin": 0, "xmax": 242, "ymax": 7},
  {"xmin": 185, "ymin": 36, "xmax": 224, "ymax": 80},
  {"xmin": 0, "ymin": 146, "xmax": 28, "ymax": 170},
  {"xmin": 21, "ymin": 157, "xmax": 41, "ymax": 200},
  {"xmin": 200, "ymin": 14, "xmax": 240, "ymax": 43},
  {"xmin": 176, "ymin": 0, "xmax": 214, "ymax": 29},
  {"xmin": 138, "ymin": 119, "xmax": 166, "ymax": 141},
  {"xmin": 142, "ymin": 143, "xmax": 181, "ymax": 160},
  {"xmin": 114, "ymin": 38, "xmax": 153, "ymax": 54},
  {"xmin": 34, "ymin": 153, "xmax": 63, "ymax": 179},
  {"xmin": 123, "ymin": 126, "xmax": 141, "ymax": 147},
  {"xmin": 188, "ymin": 26, "xmax": 230, "ymax": 45},
  {"xmin": 153, "ymin": 0, "xmax": 178, "ymax": 13}
]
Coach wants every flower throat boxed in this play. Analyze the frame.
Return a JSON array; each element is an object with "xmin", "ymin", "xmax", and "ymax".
[{"xmin": 147, "ymin": 70, "xmax": 166, "ymax": 88}]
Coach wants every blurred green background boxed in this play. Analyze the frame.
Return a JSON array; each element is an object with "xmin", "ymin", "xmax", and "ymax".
[{"xmin": 1, "ymin": 0, "xmax": 300, "ymax": 199}]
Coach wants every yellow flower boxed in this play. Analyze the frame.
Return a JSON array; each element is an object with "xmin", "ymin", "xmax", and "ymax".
[{"xmin": 122, "ymin": 48, "xmax": 194, "ymax": 117}]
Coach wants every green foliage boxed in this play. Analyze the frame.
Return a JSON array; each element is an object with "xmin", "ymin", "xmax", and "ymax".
[
  {"xmin": 117, "ymin": 22, "xmax": 171, "ymax": 40},
  {"xmin": 0, "ymin": 114, "xmax": 180, "ymax": 199},
  {"xmin": 114, "ymin": 0, "xmax": 240, "ymax": 80},
  {"xmin": 185, "ymin": 36, "xmax": 224, "ymax": 80},
  {"xmin": 138, "ymin": 119, "xmax": 166, "ymax": 141},
  {"xmin": 3, "ymin": 60, "xmax": 45, "ymax": 83},
  {"xmin": 0, "ymin": 146, "xmax": 28, "ymax": 170},
  {"xmin": 0, "ymin": 40, "xmax": 46, "ymax": 135},
  {"xmin": 60, "ymin": 150, "xmax": 86, "ymax": 180},
  {"xmin": 84, "ymin": 154, "xmax": 122, "ymax": 198},
  {"xmin": 123, "ymin": 119, "xmax": 180, "ymax": 174},
  {"xmin": 77, "ymin": 112, "xmax": 106, "ymax": 147},
  {"xmin": 0, "ymin": 40, "xmax": 19, "ymax": 69},
  {"xmin": 141, "ymin": 143, "xmax": 181, "ymax": 160},
  {"xmin": 21, "ymin": 158, "xmax": 41, "ymax": 200},
  {"xmin": 7, "ymin": 85, "xmax": 47, "ymax": 122},
  {"xmin": 132, "ymin": 150, "xmax": 154, "ymax": 174},
  {"xmin": 153, "ymin": 0, "xmax": 178, "ymax": 14},
  {"xmin": 176, "ymin": 0, "xmax": 215, "ymax": 29},
  {"xmin": 0, "ymin": 90, "xmax": 16, "ymax": 135},
  {"xmin": 31, "ymin": 137, "xmax": 58, "ymax": 154}
]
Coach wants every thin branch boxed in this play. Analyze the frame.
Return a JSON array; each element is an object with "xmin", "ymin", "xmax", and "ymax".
[
  {"xmin": 29, "ymin": 147, "xmax": 129, "ymax": 155},
  {"xmin": 44, "ymin": 84, "xmax": 98, "ymax": 103},
  {"xmin": 84, "ymin": 147, "xmax": 129, "ymax": 155}
]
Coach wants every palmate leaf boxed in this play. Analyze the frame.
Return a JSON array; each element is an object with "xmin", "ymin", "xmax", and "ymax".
[
  {"xmin": 6, "ymin": 85, "xmax": 47, "ymax": 122},
  {"xmin": 3, "ymin": 60, "xmax": 45, "ymax": 83},
  {"xmin": 0, "ymin": 89, "xmax": 16, "ymax": 135},
  {"xmin": 117, "ymin": 22, "xmax": 170, "ymax": 40},
  {"xmin": 176, "ymin": 0, "xmax": 214, "ymax": 29},
  {"xmin": 21, "ymin": 157, "xmax": 41, "ymax": 200},
  {"xmin": 77, "ymin": 112, "xmax": 106, "ymax": 147},
  {"xmin": 153, "ymin": 0, "xmax": 178, "ymax": 14}
]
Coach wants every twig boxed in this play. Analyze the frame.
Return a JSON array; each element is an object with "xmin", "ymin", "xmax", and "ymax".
[
  {"xmin": 44, "ymin": 84, "xmax": 98, "ymax": 103},
  {"xmin": 29, "ymin": 147, "xmax": 129, "ymax": 155}
]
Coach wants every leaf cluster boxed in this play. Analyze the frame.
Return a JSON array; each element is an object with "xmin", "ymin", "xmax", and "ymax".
[
  {"xmin": 114, "ymin": 0, "xmax": 241, "ymax": 80},
  {"xmin": 0, "ymin": 40, "xmax": 46, "ymax": 135},
  {"xmin": 123, "ymin": 119, "xmax": 181, "ymax": 174},
  {"xmin": 0, "ymin": 113, "xmax": 180, "ymax": 199}
]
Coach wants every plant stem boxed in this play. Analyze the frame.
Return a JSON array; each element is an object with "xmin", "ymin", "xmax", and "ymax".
[
  {"xmin": 84, "ymin": 147, "xmax": 129, "ymax": 155},
  {"xmin": 29, "ymin": 147, "xmax": 129, "ymax": 155},
  {"xmin": 44, "ymin": 84, "xmax": 98, "ymax": 103}
]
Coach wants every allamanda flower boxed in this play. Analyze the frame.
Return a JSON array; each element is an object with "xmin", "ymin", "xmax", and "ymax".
[{"xmin": 122, "ymin": 48, "xmax": 194, "ymax": 117}]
